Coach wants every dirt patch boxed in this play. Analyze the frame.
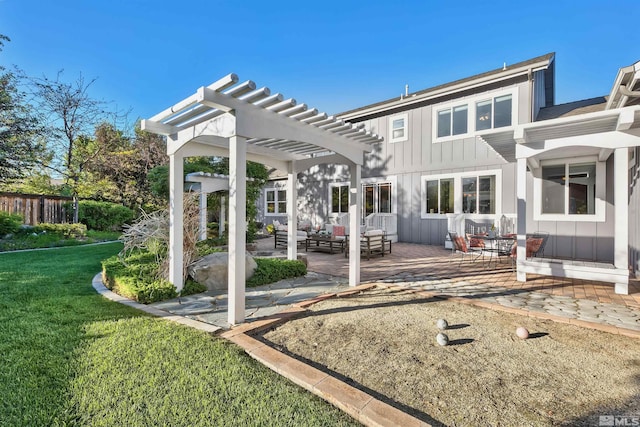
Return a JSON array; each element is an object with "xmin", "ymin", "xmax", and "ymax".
[{"xmin": 261, "ymin": 286, "xmax": 640, "ymax": 426}]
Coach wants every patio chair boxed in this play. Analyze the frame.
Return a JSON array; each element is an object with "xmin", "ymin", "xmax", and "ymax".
[
  {"xmin": 526, "ymin": 232, "xmax": 549, "ymax": 258},
  {"xmin": 505, "ymin": 236, "xmax": 546, "ymax": 271},
  {"xmin": 449, "ymin": 231, "xmax": 483, "ymax": 267},
  {"xmin": 344, "ymin": 229, "xmax": 388, "ymax": 260},
  {"xmin": 275, "ymin": 229, "xmax": 307, "ymax": 249}
]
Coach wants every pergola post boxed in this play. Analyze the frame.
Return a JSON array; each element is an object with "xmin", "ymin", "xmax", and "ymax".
[
  {"xmin": 228, "ymin": 135, "xmax": 247, "ymax": 325},
  {"xmin": 349, "ymin": 163, "xmax": 362, "ymax": 286},
  {"xmin": 198, "ymin": 190, "xmax": 207, "ymax": 241},
  {"xmin": 287, "ymin": 163, "xmax": 298, "ymax": 260},
  {"xmin": 169, "ymin": 151, "xmax": 184, "ymax": 292},
  {"xmin": 614, "ymin": 147, "xmax": 629, "ymax": 294},
  {"xmin": 220, "ymin": 196, "xmax": 226, "ymax": 238},
  {"xmin": 516, "ymin": 157, "xmax": 527, "ymax": 282}
]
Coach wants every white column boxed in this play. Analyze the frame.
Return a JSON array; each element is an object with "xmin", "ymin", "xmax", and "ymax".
[
  {"xmin": 614, "ymin": 148, "xmax": 629, "ymax": 294},
  {"xmin": 287, "ymin": 163, "xmax": 298, "ymax": 260},
  {"xmin": 169, "ymin": 151, "xmax": 184, "ymax": 292},
  {"xmin": 199, "ymin": 190, "xmax": 207, "ymax": 241},
  {"xmin": 228, "ymin": 136, "xmax": 247, "ymax": 325},
  {"xmin": 516, "ymin": 157, "xmax": 527, "ymax": 282},
  {"xmin": 220, "ymin": 196, "xmax": 226, "ymax": 238},
  {"xmin": 349, "ymin": 163, "xmax": 362, "ymax": 286}
]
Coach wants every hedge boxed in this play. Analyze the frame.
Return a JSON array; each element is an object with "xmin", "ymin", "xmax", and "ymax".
[
  {"xmin": 78, "ymin": 200, "xmax": 135, "ymax": 231},
  {"xmin": 247, "ymin": 258, "xmax": 307, "ymax": 288}
]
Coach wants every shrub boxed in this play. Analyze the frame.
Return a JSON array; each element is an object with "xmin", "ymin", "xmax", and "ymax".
[
  {"xmin": 102, "ymin": 251, "xmax": 177, "ymax": 303},
  {"xmin": 247, "ymin": 258, "xmax": 307, "ymax": 288},
  {"xmin": 78, "ymin": 200, "xmax": 135, "ymax": 231},
  {"xmin": 35, "ymin": 223, "xmax": 87, "ymax": 239},
  {"xmin": 102, "ymin": 250, "xmax": 208, "ymax": 303},
  {"xmin": 0, "ymin": 212, "xmax": 22, "ymax": 236}
]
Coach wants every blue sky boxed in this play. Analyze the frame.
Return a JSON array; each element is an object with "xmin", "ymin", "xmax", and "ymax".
[{"xmin": 1, "ymin": 0, "xmax": 639, "ymax": 123}]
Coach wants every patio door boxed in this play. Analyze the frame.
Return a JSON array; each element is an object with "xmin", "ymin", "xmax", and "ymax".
[{"xmin": 362, "ymin": 182, "xmax": 392, "ymax": 222}]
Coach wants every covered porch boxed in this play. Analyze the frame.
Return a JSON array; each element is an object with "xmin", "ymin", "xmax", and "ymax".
[
  {"xmin": 481, "ymin": 105, "xmax": 640, "ymax": 295},
  {"xmin": 142, "ymin": 74, "xmax": 383, "ymax": 324}
]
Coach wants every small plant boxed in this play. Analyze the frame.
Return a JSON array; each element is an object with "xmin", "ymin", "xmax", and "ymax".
[
  {"xmin": 35, "ymin": 223, "xmax": 87, "ymax": 239},
  {"xmin": 0, "ymin": 212, "xmax": 23, "ymax": 236}
]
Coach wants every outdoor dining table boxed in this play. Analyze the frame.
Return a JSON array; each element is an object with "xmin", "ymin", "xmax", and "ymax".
[{"xmin": 470, "ymin": 234, "xmax": 516, "ymax": 268}]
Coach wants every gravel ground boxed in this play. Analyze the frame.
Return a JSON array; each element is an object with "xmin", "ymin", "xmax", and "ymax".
[{"xmin": 262, "ymin": 286, "xmax": 640, "ymax": 426}]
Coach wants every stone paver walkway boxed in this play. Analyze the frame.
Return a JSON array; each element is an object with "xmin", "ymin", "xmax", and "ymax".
[
  {"xmin": 382, "ymin": 276, "xmax": 640, "ymax": 332},
  {"xmin": 143, "ymin": 238, "xmax": 640, "ymax": 333},
  {"xmin": 150, "ymin": 271, "xmax": 348, "ymax": 329}
]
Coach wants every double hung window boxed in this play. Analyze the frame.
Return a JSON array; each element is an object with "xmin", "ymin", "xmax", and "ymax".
[{"xmin": 389, "ymin": 113, "xmax": 408, "ymax": 143}]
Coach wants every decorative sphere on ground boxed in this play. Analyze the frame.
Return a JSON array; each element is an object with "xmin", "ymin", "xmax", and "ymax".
[
  {"xmin": 516, "ymin": 326, "xmax": 529, "ymax": 339},
  {"xmin": 436, "ymin": 332, "xmax": 449, "ymax": 346},
  {"xmin": 436, "ymin": 318, "xmax": 448, "ymax": 330}
]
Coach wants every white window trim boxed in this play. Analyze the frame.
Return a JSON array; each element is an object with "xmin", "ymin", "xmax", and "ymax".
[
  {"xmin": 420, "ymin": 169, "xmax": 502, "ymax": 219},
  {"xmin": 432, "ymin": 88, "xmax": 518, "ymax": 143},
  {"xmin": 533, "ymin": 156, "xmax": 605, "ymax": 222},
  {"xmin": 362, "ymin": 176, "xmax": 398, "ymax": 216},
  {"xmin": 389, "ymin": 113, "xmax": 408, "ymax": 143},
  {"xmin": 328, "ymin": 182, "xmax": 350, "ymax": 216},
  {"xmin": 264, "ymin": 184, "xmax": 287, "ymax": 216}
]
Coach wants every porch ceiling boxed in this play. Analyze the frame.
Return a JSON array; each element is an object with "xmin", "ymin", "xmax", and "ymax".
[
  {"xmin": 478, "ymin": 106, "xmax": 640, "ymax": 161},
  {"xmin": 141, "ymin": 74, "xmax": 384, "ymax": 167}
]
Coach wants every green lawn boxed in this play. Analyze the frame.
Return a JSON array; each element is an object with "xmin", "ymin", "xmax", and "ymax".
[{"xmin": 0, "ymin": 243, "xmax": 358, "ymax": 426}]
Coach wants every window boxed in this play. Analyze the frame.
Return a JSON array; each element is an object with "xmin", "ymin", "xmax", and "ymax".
[
  {"xmin": 462, "ymin": 175, "xmax": 495, "ymax": 214},
  {"xmin": 541, "ymin": 162, "xmax": 596, "ymax": 215},
  {"xmin": 265, "ymin": 189, "xmax": 286, "ymax": 214},
  {"xmin": 331, "ymin": 185, "xmax": 349, "ymax": 213},
  {"xmin": 421, "ymin": 170, "xmax": 501, "ymax": 218},
  {"xmin": 476, "ymin": 94, "xmax": 512, "ymax": 130},
  {"xmin": 433, "ymin": 89, "xmax": 517, "ymax": 142},
  {"xmin": 437, "ymin": 105, "xmax": 468, "ymax": 138},
  {"xmin": 425, "ymin": 178, "xmax": 454, "ymax": 214},
  {"xmin": 389, "ymin": 113, "xmax": 408, "ymax": 143}
]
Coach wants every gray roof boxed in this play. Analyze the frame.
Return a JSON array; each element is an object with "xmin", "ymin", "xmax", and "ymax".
[
  {"xmin": 338, "ymin": 52, "xmax": 555, "ymax": 120},
  {"xmin": 536, "ymin": 96, "xmax": 607, "ymax": 121}
]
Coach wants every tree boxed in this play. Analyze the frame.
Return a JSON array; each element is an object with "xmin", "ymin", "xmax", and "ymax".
[
  {"xmin": 0, "ymin": 35, "xmax": 46, "ymax": 181},
  {"xmin": 31, "ymin": 71, "xmax": 121, "ymax": 222},
  {"xmin": 82, "ymin": 123, "xmax": 167, "ymax": 211}
]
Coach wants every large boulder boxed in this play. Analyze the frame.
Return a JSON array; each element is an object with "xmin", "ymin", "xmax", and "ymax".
[{"xmin": 188, "ymin": 252, "xmax": 257, "ymax": 291}]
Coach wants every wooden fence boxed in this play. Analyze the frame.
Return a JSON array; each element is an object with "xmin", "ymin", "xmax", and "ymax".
[{"xmin": 0, "ymin": 192, "xmax": 73, "ymax": 225}]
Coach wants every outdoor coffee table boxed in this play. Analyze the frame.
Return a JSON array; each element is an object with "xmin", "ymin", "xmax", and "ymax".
[{"xmin": 305, "ymin": 234, "xmax": 344, "ymax": 254}]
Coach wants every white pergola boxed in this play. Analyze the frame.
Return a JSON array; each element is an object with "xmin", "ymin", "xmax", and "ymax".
[
  {"xmin": 142, "ymin": 74, "xmax": 383, "ymax": 325},
  {"xmin": 184, "ymin": 172, "xmax": 232, "ymax": 241},
  {"xmin": 480, "ymin": 106, "xmax": 640, "ymax": 294}
]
